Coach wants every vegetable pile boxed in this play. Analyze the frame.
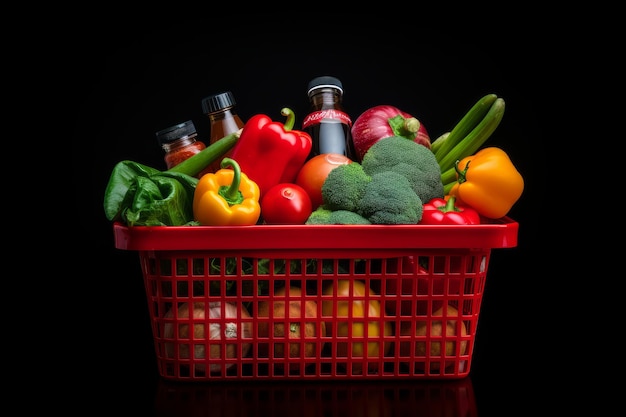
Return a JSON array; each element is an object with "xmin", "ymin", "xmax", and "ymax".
[
  {"xmin": 105, "ymin": 89, "xmax": 525, "ymax": 379},
  {"xmin": 307, "ymin": 136, "xmax": 443, "ymax": 225},
  {"xmin": 103, "ymin": 92, "xmax": 523, "ymax": 227}
]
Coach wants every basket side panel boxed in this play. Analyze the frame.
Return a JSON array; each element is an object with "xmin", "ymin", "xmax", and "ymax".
[{"xmin": 137, "ymin": 247, "xmax": 491, "ymax": 381}]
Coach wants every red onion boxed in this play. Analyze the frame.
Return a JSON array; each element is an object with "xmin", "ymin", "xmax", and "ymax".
[{"xmin": 351, "ymin": 105, "xmax": 431, "ymax": 162}]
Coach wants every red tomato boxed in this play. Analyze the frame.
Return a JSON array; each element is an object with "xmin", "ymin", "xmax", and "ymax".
[
  {"xmin": 261, "ymin": 183, "xmax": 312, "ymax": 224},
  {"xmin": 295, "ymin": 153, "xmax": 352, "ymax": 209}
]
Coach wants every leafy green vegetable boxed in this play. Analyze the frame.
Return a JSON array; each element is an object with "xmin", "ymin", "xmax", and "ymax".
[
  {"xmin": 103, "ymin": 160, "xmax": 198, "ymax": 226},
  {"xmin": 103, "ymin": 131, "xmax": 241, "ymax": 226}
]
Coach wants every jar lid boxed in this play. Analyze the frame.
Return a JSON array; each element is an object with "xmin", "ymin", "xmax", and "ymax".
[
  {"xmin": 201, "ymin": 91, "xmax": 236, "ymax": 114},
  {"xmin": 307, "ymin": 76, "xmax": 343, "ymax": 95},
  {"xmin": 156, "ymin": 120, "xmax": 197, "ymax": 145}
]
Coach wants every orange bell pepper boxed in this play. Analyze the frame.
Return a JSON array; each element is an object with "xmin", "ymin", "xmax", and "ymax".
[
  {"xmin": 449, "ymin": 147, "xmax": 523, "ymax": 219},
  {"xmin": 193, "ymin": 158, "xmax": 261, "ymax": 226}
]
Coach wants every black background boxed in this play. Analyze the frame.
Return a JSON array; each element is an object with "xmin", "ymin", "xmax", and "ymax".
[{"xmin": 75, "ymin": 21, "xmax": 548, "ymax": 416}]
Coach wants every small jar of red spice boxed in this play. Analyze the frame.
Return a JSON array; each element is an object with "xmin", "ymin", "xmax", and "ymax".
[{"xmin": 156, "ymin": 120, "xmax": 212, "ymax": 178}]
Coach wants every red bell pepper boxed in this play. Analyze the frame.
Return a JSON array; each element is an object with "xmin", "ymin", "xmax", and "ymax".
[
  {"xmin": 228, "ymin": 108, "xmax": 312, "ymax": 197},
  {"xmin": 419, "ymin": 196, "xmax": 480, "ymax": 225}
]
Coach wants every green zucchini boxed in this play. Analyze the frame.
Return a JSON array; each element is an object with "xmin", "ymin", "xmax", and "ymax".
[
  {"xmin": 434, "ymin": 93, "xmax": 498, "ymax": 162},
  {"xmin": 430, "ymin": 132, "xmax": 449, "ymax": 156},
  {"xmin": 437, "ymin": 97, "xmax": 505, "ymax": 174}
]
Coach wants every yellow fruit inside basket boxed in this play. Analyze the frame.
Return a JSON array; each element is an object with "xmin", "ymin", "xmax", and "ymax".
[{"xmin": 322, "ymin": 280, "xmax": 392, "ymax": 374}]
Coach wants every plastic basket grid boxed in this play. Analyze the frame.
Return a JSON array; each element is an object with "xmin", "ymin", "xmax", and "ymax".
[{"xmin": 114, "ymin": 220, "xmax": 517, "ymax": 381}]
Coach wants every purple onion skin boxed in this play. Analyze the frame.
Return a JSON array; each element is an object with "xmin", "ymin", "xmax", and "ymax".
[{"xmin": 351, "ymin": 105, "xmax": 431, "ymax": 162}]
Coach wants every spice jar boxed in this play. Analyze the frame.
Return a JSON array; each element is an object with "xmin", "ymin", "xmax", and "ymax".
[{"xmin": 156, "ymin": 120, "xmax": 212, "ymax": 178}]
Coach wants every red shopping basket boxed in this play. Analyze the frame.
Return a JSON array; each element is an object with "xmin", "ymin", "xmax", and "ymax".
[{"xmin": 113, "ymin": 218, "xmax": 518, "ymax": 381}]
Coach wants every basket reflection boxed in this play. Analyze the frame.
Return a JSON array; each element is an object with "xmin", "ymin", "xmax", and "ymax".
[{"xmin": 155, "ymin": 377, "xmax": 477, "ymax": 417}]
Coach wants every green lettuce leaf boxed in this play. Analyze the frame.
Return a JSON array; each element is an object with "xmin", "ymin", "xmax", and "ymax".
[{"xmin": 103, "ymin": 160, "xmax": 198, "ymax": 226}]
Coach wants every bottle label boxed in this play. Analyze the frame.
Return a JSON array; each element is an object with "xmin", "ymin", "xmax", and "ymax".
[{"xmin": 302, "ymin": 109, "xmax": 352, "ymax": 128}]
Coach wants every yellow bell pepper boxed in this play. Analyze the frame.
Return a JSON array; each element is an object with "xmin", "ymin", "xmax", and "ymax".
[
  {"xmin": 193, "ymin": 158, "xmax": 261, "ymax": 226},
  {"xmin": 449, "ymin": 147, "xmax": 523, "ymax": 219}
]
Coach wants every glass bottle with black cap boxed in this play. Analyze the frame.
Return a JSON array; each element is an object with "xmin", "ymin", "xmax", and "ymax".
[
  {"xmin": 201, "ymin": 91, "xmax": 245, "ymax": 173},
  {"xmin": 302, "ymin": 76, "xmax": 355, "ymax": 160}
]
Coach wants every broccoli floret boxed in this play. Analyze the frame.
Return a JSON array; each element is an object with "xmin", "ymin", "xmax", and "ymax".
[
  {"xmin": 357, "ymin": 171, "xmax": 423, "ymax": 224},
  {"xmin": 317, "ymin": 149, "xmax": 426, "ymax": 225},
  {"xmin": 321, "ymin": 162, "xmax": 371, "ymax": 212},
  {"xmin": 305, "ymin": 206, "xmax": 334, "ymax": 224},
  {"xmin": 329, "ymin": 210, "xmax": 371, "ymax": 225},
  {"xmin": 361, "ymin": 136, "xmax": 444, "ymax": 203},
  {"xmin": 305, "ymin": 206, "xmax": 371, "ymax": 225}
]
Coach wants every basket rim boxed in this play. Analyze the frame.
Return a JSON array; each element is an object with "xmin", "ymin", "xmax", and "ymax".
[{"xmin": 112, "ymin": 218, "xmax": 518, "ymax": 252}]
